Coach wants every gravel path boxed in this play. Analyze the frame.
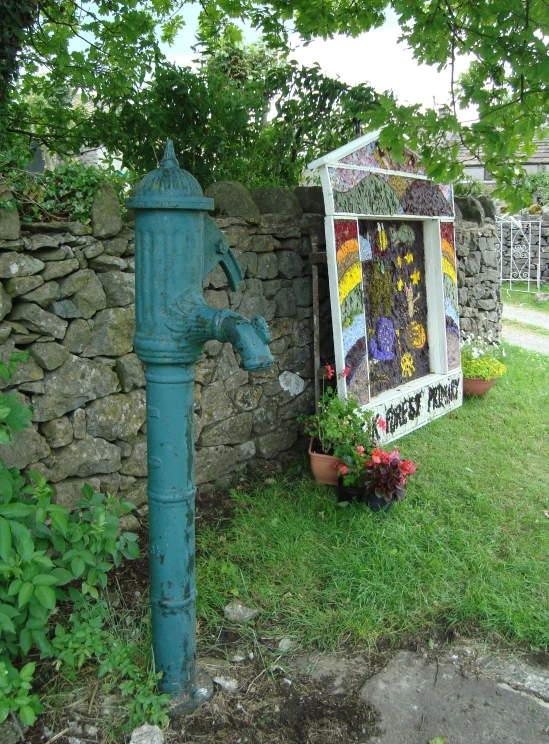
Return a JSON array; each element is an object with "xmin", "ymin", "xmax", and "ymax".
[
  {"xmin": 502, "ymin": 304, "xmax": 549, "ymax": 329},
  {"xmin": 501, "ymin": 319, "xmax": 549, "ymax": 354}
]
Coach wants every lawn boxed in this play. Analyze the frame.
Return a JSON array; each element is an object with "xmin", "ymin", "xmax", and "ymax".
[
  {"xmin": 197, "ymin": 344, "xmax": 549, "ymax": 652},
  {"xmin": 502, "ymin": 281, "xmax": 549, "ymax": 316}
]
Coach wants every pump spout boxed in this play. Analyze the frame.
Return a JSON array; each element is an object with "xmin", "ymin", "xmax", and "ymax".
[{"xmin": 214, "ymin": 311, "xmax": 273, "ymax": 370}]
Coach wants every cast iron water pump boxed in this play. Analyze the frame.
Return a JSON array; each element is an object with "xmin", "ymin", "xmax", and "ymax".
[{"xmin": 126, "ymin": 142, "xmax": 273, "ymax": 712}]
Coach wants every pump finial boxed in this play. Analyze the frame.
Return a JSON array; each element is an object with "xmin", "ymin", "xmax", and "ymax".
[{"xmin": 160, "ymin": 139, "xmax": 180, "ymax": 169}]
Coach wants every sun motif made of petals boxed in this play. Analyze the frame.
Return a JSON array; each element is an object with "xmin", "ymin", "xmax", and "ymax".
[
  {"xmin": 410, "ymin": 270, "xmax": 421, "ymax": 285},
  {"xmin": 404, "ymin": 252, "xmax": 414, "ymax": 264}
]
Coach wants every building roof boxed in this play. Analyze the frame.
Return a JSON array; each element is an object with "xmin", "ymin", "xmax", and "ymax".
[{"xmin": 456, "ymin": 138, "xmax": 549, "ymax": 167}]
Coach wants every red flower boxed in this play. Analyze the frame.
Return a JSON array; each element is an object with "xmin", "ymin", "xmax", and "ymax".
[
  {"xmin": 377, "ymin": 416, "xmax": 387, "ymax": 431},
  {"xmin": 339, "ymin": 464, "xmax": 349, "ymax": 475},
  {"xmin": 356, "ymin": 446, "xmax": 365, "ymax": 454},
  {"xmin": 340, "ymin": 366, "xmax": 350, "ymax": 378},
  {"xmin": 325, "ymin": 364, "xmax": 335, "ymax": 379}
]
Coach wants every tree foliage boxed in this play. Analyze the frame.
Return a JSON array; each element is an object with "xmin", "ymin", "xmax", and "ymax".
[{"xmin": 1, "ymin": 0, "xmax": 549, "ymax": 208}]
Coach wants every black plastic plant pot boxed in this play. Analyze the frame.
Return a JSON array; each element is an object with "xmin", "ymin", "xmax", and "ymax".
[
  {"xmin": 366, "ymin": 491, "xmax": 394, "ymax": 512},
  {"xmin": 337, "ymin": 478, "xmax": 365, "ymax": 503}
]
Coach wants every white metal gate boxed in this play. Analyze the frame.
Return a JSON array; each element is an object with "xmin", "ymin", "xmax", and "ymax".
[{"xmin": 496, "ymin": 216, "xmax": 542, "ymax": 291}]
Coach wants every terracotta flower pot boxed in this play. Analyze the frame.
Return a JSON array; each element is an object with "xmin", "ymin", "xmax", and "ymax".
[
  {"xmin": 308, "ymin": 438, "xmax": 341, "ymax": 486},
  {"xmin": 463, "ymin": 377, "xmax": 498, "ymax": 396}
]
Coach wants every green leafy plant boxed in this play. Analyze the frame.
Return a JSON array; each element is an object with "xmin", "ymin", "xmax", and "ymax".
[
  {"xmin": 363, "ymin": 447, "xmax": 418, "ymax": 503},
  {"xmin": 51, "ymin": 599, "xmax": 170, "ymax": 735},
  {"xmin": 0, "ymin": 356, "xmax": 139, "ymax": 726},
  {"xmin": 298, "ymin": 365, "xmax": 383, "ymax": 461},
  {"xmin": 526, "ymin": 168, "xmax": 549, "ymax": 207},
  {"xmin": 0, "ymin": 147, "xmax": 131, "ymax": 225},
  {"xmin": 461, "ymin": 341, "xmax": 507, "ymax": 380}
]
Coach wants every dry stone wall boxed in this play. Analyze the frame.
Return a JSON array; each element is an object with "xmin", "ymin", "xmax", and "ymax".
[
  {"xmin": 0, "ymin": 183, "xmax": 325, "ymax": 513},
  {"xmin": 0, "ymin": 182, "xmax": 502, "ymax": 515}
]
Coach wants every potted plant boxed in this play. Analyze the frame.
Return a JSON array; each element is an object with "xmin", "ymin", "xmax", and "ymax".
[
  {"xmin": 335, "ymin": 445, "xmax": 369, "ymax": 503},
  {"xmin": 299, "ymin": 365, "xmax": 372, "ymax": 485},
  {"xmin": 461, "ymin": 341, "xmax": 507, "ymax": 396},
  {"xmin": 363, "ymin": 447, "xmax": 418, "ymax": 512}
]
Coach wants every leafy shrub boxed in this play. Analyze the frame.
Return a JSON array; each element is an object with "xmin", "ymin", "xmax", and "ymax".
[
  {"xmin": 526, "ymin": 168, "xmax": 549, "ymax": 206},
  {"xmin": 0, "ymin": 144, "xmax": 131, "ymax": 224},
  {"xmin": 0, "ymin": 355, "xmax": 139, "ymax": 726}
]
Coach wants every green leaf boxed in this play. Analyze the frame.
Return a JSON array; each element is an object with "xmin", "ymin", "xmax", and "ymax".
[
  {"xmin": 5, "ymin": 403, "xmax": 32, "ymax": 433},
  {"xmin": 50, "ymin": 511, "xmax": 68, "ymax": 536},
  {"xmin": 0, "ymin": 612, "xmax": 15, "ymax": 634},
  {"xmin": 51, "ymin": 567, "xmax": 73, "ymax": 585},
  {"xmin": 0, "ymin": 503, "xmax": 34, "ymax": 518},
  {"xmin": 0, "ymin": 518, "xmax": 12, "ymax": 562},
  {"xmin": 32, "ymin": 574, "xmax": 59, "ymax": 586},
  {"xmin": 0, "ymin": 702, "xmax": 9, "ymax": 723},
  {"xmin": 19, "ymin": 705, "xmax": 36, "ymax": 726},
  {"xmin": 81, "ymin": 482, "xmax": 94, "ymax": 500},
  {"xmin": 429, "ymin": 738, "xmax": 446, "ymax": 744},
  {"xmin": 0, "ymin": 469, "xmax": 14, "ymax": 499},
  {"xmin": 8, "ymin": 521, "xmax": 34, "ymax": 563},
  {"xmin": 20, "ymin": 628, "xmax": 32, "ymax": 655},
  {"xmin": 71, "ymin": 556, "xmax": 85, "ymax": 578},
  {"xmin": 18, "ymin": 582, "xmax": 34, "ymax": 607},
  {"xmin": 35, "ymin": 585, "xmax": 56, "ymax": 610}
]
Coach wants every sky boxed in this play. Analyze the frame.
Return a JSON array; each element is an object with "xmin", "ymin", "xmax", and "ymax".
[{"xmin": 161, "ymin": 6, "xmax": 473, "ymax": 120}]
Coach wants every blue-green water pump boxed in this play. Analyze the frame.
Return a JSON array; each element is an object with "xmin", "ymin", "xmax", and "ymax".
[{"xmin": 126, "ymin": 142, "xmax": 273, "ymax": 712}]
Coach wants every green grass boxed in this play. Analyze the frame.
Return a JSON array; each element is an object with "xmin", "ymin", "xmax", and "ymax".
[
  {"xmin": 197, "ymin": 345, "xmax": 549, "ymax": 652},
  {"xmin": 502, "ymin": 281, "xmax": 549, "ymax": 316}
]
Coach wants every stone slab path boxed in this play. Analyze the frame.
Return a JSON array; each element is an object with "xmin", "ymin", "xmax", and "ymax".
[{"xmin": 292, "ymin": 644, "xmax": 549, "ymax": 744}]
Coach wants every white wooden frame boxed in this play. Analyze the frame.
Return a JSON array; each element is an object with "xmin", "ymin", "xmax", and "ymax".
[{"xmin": 309, "ymin": 136, "xmax": 462, "ymax": 444}]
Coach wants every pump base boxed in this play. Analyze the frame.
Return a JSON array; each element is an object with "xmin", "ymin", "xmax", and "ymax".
[{"xmin": 167, "ymin": 669, "xmax": 214, "ymax": 716}]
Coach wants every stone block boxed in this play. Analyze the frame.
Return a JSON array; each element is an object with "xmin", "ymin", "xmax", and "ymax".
[
  {"xmin": 0, "ymin": 239, "xmax": 23, "ymax": 251},
  {"xmin": 251, "ymin": 187, "xmax": 303, "ymax": 217},
  {"xmin": 0, "ymin": 254, "xmax": 44, "ymax": 279},
  {"xmin": 275, "ymin": 287, "xmax": 297, "ymax": 317},
  {"xmin": 115, "ymin": 353, "xmax": 145, "ymax": 392},
  {"xmin": 5, "ymin": 275, "xmax": 44, "ymax": 298},
  {"xmin": 0, "ymin": 339, "xmax": 43, "ymax": 390},
  {"xmin": 204, "ymin": 289, "xmax": 229, "ymax": 310},
  {"xmin": 24, "ymin": 233, "xmax": 71, "ymax": 251},
  {"xmin": 119, "ymin": 434, "xmax": 147, "ymax": 476},
  {"xmin": 0, "ymin": 287, "xmax": 12, "ymax": 322},
  {"xmin": 41, "ymin": 416, "xmax": 73, "ymax": 448},
  {"xmin": 256, "ymin": 253, "xmax": 278, "ymax": 280},
  {"xmin": 86, "ymin": 390, "xmax": 146, "ymax": 441},
  {"xmin": 200, "ymin": 412, "xmax": 253, "ymax": 446},
  {"xmin": 82, "ymin": 242, "xmax": 104, "ymax": 259},
  {"xmin": 195, "ymin": 444, "xmax": 239, "ymax": 485},
  {"xmin": 31, "ymin": 354, "xmax": 119, "ymax": 421},
  {"xmin": 81, "ymin": 306, "xmax": 135, "ymax": 357},
  {"xmin": 21, "ymin": 280, "xmax": 61, "ymax": 308},
  {"xmin": 0, "ymin": 424, "xmax": 50, "ymax": 470},
  {"xmin": 256, "ymin": 425, "xmax": 297, "ymax": 459},
  {"xmin": 204, "ymin": 181, "xmax": 260, "ymax": 223},
  {"xmin": 29, "ymin": 341, "xmax": 70, "ymax": 371},
  {"xmin": 49, "ymin": 299, "xmax": 83, "ymax": 318},
  {"xmin": 52, "ymin": 477, "xmax": 102, "ymax": 509},
  {"xmin": 88, "ymin": 255, "xmax": 128, "ymax": 272},
  {"xmin": 232, "ymin": 384, "xmax": 262, "ymax": 411},
  {"xmin": 123, "ymin": 477, "xmax": 148, "ymax": 507},
  {"xmin": 103, "ymin": 237, "xmax": 128, "ymax": 256},
  {"xmin": 293, "ymin": 186, "xmax": 324, "ymax": 214},
  {"xmin": 454, "ymin": 196, "xmax": 485, "ymax": 225},
  {"xmin": 221, "ymin": 225, "xmax": 251, "ymax": 250},
  {"xmin": 41, "ymin": 258, "xmax": 79, "ymax": 281},
  {"xmin": 250, "ymin": 234, "xmax": 280, "ymax": 253},
  {"xmin": 99, "ymin": 271, "xmax": 135, "ymax": 307},
  {"xmin": 464, "ymin": 252, "xmax": 482, "ymax": 275},
  {"xmin": 277, "ymin": 251, "xmax": 304, "ymax": 279},
  {"xmin": 91, "ymin": 183, "xmax": 122, "ymax": 238},
  {"xmin": 62, "ymin": 318, "xmax": 91, "ymax": 353},
  {"xmin": 255, "ymin": 214, "xmax": 302, "ymax": 239},
  {"xmin": 9, "ymin": 302, "xmax": 67, "ymax": 339},
  {"xmin": 71, "ymin": 408, "xmax": 86, "ymax": 439},
  {"xmin": 201, "ymin": 381, "xmax": 235, "ymax": 425},
  {"xmin": 42, "ymin": 434, "xmax": 121, "ymax": 482}
]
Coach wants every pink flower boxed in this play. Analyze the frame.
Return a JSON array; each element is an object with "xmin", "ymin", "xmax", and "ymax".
[
  {"xmin": 356, "ymin": 446, "xmax": 365, "ymax": 454},
  {"xmin": 325, "ymin": 364, "xmax": 335, "ymax": 379},
  {"xmin": 339, "ymin": 464, "xmax": 349, "ymax": 475},
  {"xmin": 377, "ymin": 416, "xmax": 387, "ymax": 431},
  {"xmin": 340, "ymin": 366, "xmax": 350, "ymax": 378}
]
